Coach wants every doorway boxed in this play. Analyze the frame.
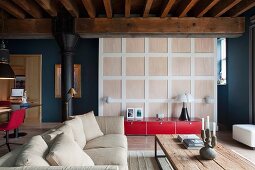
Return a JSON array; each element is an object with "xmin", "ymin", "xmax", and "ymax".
[{"xmin": 9, "ymin": 54, "xmax": 42, "ymax": 124}]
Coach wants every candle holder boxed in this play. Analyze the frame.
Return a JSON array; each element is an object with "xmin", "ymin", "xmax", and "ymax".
[{"xmin": 200, "ymin": 129, "xmax": 217, "ymax": 160}]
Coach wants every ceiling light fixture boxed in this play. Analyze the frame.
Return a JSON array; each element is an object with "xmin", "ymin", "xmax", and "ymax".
[{"xmin": 0, "ymin": 10, "xmax": 14, "ymax": 79}]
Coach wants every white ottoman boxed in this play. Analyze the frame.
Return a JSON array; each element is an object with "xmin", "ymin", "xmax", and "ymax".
[{"xmin": 233, "ymin": 124, "xmax": 255, "ymax": 149}]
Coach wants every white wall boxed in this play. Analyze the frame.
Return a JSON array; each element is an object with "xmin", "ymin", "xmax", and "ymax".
[{"xmin": 99, "ymin": 38, "xmax": 217, "ymax": 122}]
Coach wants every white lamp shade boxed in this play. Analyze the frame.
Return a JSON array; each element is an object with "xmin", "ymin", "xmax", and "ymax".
[
  {"xmin": 186, "ymin": 94, "xmax": 193, "ymax": 102},
  {"xmin": 176, "ymin": 93, "xmax": 193, "ymax": 103}
]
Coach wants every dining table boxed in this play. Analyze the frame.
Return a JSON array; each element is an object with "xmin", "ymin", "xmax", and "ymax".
[{"xmin": 0, "ymin": 103, "xmax": 41, "ymax": 138}]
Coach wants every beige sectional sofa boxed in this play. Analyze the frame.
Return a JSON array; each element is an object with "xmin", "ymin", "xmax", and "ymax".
[{"xmin": 0, "ymin": 113, "xmax": 128, "ymax": 170}]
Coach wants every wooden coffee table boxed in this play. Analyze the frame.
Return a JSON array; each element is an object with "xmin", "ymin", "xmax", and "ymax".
[{"xmin": 155, "ymin": 134, "xmax": 255, "ymax": 170}]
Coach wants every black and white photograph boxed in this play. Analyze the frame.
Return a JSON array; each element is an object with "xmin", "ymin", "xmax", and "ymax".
[{"xmin": 127, "ymin": 108, "xmax": 135, "ymax": 119}]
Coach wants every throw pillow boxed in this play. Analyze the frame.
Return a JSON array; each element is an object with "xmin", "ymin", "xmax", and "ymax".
[
  {"xmin": 78, "ymin": 111, "xmax": 103, "ymax": 142},
  {"xmin": 42, "ymin": 124, "xmax": 74, "ymax": 146},
  {"xmin": 64, "ymin": 116, "xmax": 86, "ymax": 148},
  {"xmin": 15, "ymin": 135, "xmax": 49, "ymax": 166},
  {"xmin": 46, "ymin": 133, "xmax": 94, "ymax": 166}
]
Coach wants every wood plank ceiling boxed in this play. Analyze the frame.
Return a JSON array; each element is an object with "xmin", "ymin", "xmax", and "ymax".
[{"xmin": 0, "ymin": 0, "xmax": 254, "ymax": 38}]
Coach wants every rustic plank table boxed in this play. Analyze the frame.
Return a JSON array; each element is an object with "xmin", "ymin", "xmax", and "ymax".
[{"xmin": 155, "ymin": 134, "xmax": 255, "ymax": 170}]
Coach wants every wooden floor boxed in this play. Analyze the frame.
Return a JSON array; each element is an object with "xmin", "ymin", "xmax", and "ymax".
[{"xmin": 0, "ymin": 123, "xmax": 254, "ymax": 165}]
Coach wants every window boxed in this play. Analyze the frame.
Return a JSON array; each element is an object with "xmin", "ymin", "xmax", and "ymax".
[{"xmin": 217, "ymin": 38, "xmax": 227, "ymax": 85}]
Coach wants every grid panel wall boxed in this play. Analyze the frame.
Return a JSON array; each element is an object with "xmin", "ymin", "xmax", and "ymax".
[{"xmin": 99, "ymin": 38, "xmax": 217, "ymax": 123}]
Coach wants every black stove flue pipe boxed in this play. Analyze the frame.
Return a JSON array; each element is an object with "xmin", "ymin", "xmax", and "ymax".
[{"xmin": 53, "ymin": 11, "xmax": 79, "ymax": 122}]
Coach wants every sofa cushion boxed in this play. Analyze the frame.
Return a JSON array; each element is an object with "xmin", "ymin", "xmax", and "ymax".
[
  {"xmin": 96, "ymin": 116, "xmax": 124, "ymax": 135},
  {"xmin": 42, "ymin": 124, "xmax": 74, "ymax": 146},
  {"xmin": 64, "ymin": 116, "xmax": 86, "ymax": 148},
  {"xmin": 46, "ymin": 133, "xmax": 94, "ymax": 166},
  {"xmin": 85, "ymin": 134, "xmax": 127, "ymax": 150},
  {"xmin": 0, "ymin": 146, "xmax": 23, "ymax": 167},
  {"xmin": 15, "ymin": 135, "xmax": 49, "ymax": 166},
  {"xmin": 78, "ymin": 111, "xmax": 103, "ymax": 142},
  {"xmin": 85, "ymin": 147, "xmax": 127, "ymax": 166}
]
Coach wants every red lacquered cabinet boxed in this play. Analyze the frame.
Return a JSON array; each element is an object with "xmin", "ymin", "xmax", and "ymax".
[
  {"xmin": 124, "ymin": 118, "xmax": 202, "ymax": 135},
  {"xmin": 175, "ymin": 121, "xmax": 202, "ymax": 134},
  {"xmin": 124, "ymin": 121, "xmax": 146, "ymax": 135},
  {"xmin": 147, "ymin": 121, "xmax": 175, "ymax": 135}
]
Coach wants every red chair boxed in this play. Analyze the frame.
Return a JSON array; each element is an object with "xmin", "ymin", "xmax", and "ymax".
[
  {"xmin": 0, "ymin": 101, "xmax": 11, "ymax": 107},
  {"xmin": 0, "ymin": 109, "xmax": 26, "ymax": 151}
]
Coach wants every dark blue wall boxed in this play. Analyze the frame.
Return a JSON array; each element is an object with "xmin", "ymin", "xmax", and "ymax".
[
  {"xmin": 7, "ymin": 39, "xmax": 99, "ymax": 122},
  {"xmin": 218, "ymin": 9, "xmax": 255, "ymax": 128},
  {"xmin": 218, "ymin": 85, "xmax": 228, "ymax": 126},
  {"xmin": 227, "ymin": 18, "xmax": 250, "ymax": 126}
]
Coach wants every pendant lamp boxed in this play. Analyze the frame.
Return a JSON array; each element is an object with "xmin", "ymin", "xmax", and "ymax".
[{"xmin": 0, "ymin": 40, "xmax": 15, "ymax": 79}]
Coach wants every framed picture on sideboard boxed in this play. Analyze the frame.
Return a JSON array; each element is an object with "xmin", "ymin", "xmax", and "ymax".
[
  {"xmin": 127, "ymin": 108, "xmax": 135, "ymax": 119},
  {"xmin": 135, "ymin": 108, "xmax": 143, "ymax": 119}
]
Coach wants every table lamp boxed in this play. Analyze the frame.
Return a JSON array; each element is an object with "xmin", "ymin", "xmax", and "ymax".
[
  {"xmin": 67, "ymin": 88, "xmax": 77, "ymax": 99},
  {"xmin": 176, "ymin": 93, "xmax": 193, "ymax": 121}
]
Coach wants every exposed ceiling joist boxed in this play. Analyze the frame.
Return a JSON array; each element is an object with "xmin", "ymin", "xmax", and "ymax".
[
  {"xmin": 82, "ymin": 0, "xmax": 96, "ymax": 18},
  {"xmin": 227, "ymin": 0, "xmax": 255, "ymax": 17},
  {"xmin": 59, "ymin": 0, "xmax": 79, "ymax": 17},
  {"xmin": 176, "ymin": 0, "xmax": 199, "ymax": 17},
  {"xmin": 103, "ymin": 0, "xmax": 112, "ymax": 18},
  {"xmin": 35, "ymin": 0, "xmax": 57, "ymax": 17},
  {"xmin": 125, "ymin": 0, "xmax": 131, "ymax": 17},
  {"xmin": 0, "ymin": 1, "xmax": 26, "ymax": 19},
  {"xmin": 0, "ymin": 0, "xmax": 252, "ymax": 20},
  {"xmin": 143, "ymin": 0, "xmax": 153, "ymax": 17},
  {"xmin": 161, "ymin": 0, "xmax": 176, "ymax": 18},
  {"xmin": 12, "ymin": 0, "xmax": 43, "ymax": 18},
  {"xmin": 209, "ymin": 0, "xmax": 241, "ymax": 17},
  {"xmin": 191, "ymin": 0, "xmax": 220, "ymax": 17}
]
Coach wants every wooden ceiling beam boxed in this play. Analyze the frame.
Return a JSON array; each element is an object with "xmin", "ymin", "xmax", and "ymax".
[
  {"xmin": 191, "ymin": 0, "xmax": 220, "ymax": 17},
  {"xmin": 176, "ymin": 0, "xmax": 199, "ymax": 17},
  {"xmin": 35, "ymin": 0, "xmax": 57, "ymax": 17},
  {"xmin": 0, "ymin": 19, "xmax": 51, "ymax": 37},
  {"xmin": 0, "ymin": 17, "xmax": 245, "ymax": 38},
  {"xmin": 12, "ymin": 0, "xmax": 43, "ymax": 18},
  {"xmin": 208, "ymin": 0, "xmax": 241, "ymax": 17},
  {"xmin": 103, "ymin": 0, "xmax": 112, "ymax": 18},
  {"xmin": 0, "ymin": 1, "xmax": 26, "ymax": 19},
  {"xmin": 76, "ymin": 17, "xmax": 244, "ymax": 35},
  {"xmin": 143, "ymin": 0, "xmax": 153, "ymax": 17},
  {"xmin": 82, "ymin": 0, "xmax": 96, "ymax": 18},
  {"xmin": 125, "ymin": 0, "xmax": 131, "ymax": 17},
  {"xmin": 59, "ymin": 0, "xmax": 79, "ymax": 17},
  {"xmin": 226, "ymin": 0, "xmax": 255, "ymax": 17},
  {"xmin": 161, "ymin": 0, "xmax": 176, "ymax": 18}
]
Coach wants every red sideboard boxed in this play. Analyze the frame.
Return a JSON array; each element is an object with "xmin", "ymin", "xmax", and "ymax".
[{"xmin": 124, "ymin": 117, "xmax": 202, "ymax": 135}]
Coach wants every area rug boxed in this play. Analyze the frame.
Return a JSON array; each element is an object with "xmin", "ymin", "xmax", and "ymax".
[{"xmin": 128, "ymin": 150, "xmax": 173, "ymax": 170}]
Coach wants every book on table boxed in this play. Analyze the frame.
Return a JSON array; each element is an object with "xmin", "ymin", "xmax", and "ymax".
[
  {"xmin": 183, "ymin": 138, "xmax": 204, "ymax": 149},
  {"xmin": 177, "ymin": 134, "xmax": 200, "ymax": 142}
]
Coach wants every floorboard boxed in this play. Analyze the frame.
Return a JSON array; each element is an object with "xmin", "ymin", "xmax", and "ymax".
[{"xmin": 0, "ymin": 123, "xmax": 254, "ymax": 165}]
